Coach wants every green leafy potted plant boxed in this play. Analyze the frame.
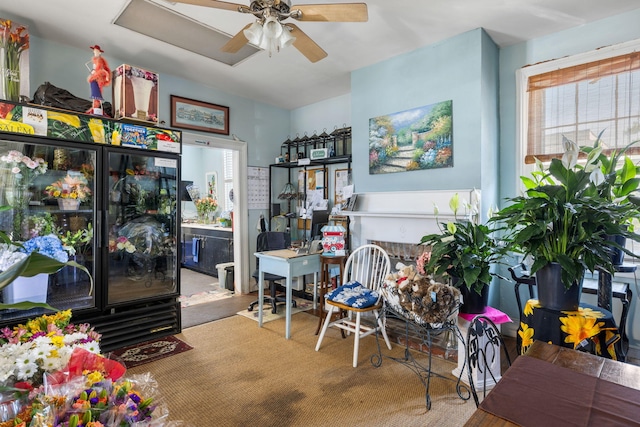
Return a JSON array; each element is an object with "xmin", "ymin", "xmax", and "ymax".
[
  {"xmin": 419, "ymin": 192, "xmax": 505, "ymax": 313},
  {"xmin": 580, "ymin": 131, "xmax": 640, "ymax": 265},
  {"xmin": 491, "ymin": 138, "xmax": 639, "ymax": 311}
]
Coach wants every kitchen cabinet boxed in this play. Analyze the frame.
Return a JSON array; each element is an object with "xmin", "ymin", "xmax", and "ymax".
[{"xmin": 181, "ymin": 224, "xmax": 233, "ymax": 277}]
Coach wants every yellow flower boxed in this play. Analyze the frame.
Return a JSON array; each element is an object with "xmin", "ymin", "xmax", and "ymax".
[
  {"xmin": 519, "ymin": 322, "xmax": 534, "ymax": 352},
  {"xmin": 50, "ymin": 335, "xmax": 65, "ymax": 347},
  {"xmin": 523, "ymin": 299, "xmax": 540, "ymax": 317},
  {"xmin": 85, "ymin": 370, "xmax": 105, "ymax": 385},
  {"xmin": 560, "ymin": 315, "xmax": 603, "ymax": 349}
]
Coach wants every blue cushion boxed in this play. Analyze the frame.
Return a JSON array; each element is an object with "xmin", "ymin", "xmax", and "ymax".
[{"xmin": 325, "ymin": 281, "xmax": 379, "ymax": 309}]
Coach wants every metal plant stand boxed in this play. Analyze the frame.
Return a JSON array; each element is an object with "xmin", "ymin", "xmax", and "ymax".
[{"xmin": 371, "ymin": 304, "xmax": 470, "ymax": 409}]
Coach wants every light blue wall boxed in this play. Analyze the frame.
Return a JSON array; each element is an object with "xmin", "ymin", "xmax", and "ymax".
[
  {"xmin": 351, "ymin": 29, "xmax": 494, "ymax": 197},
  {"xmin": 289, "ymin": 93, "xmax": 351, "ymax": 137}
]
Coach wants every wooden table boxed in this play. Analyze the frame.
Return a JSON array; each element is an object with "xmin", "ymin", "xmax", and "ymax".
[
  {"xmin": 464, "ymin": 340, "xmax": 640, "ymax": 426},
  {"xmin": 255, "ymin": 249, "xmax": 320, "ymax": 339}
]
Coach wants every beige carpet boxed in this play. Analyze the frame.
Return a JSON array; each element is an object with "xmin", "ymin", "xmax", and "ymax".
[
  {"xmin": 128, "ymin": 312, "xmax": 476, "ymax": 427},
  {"xmin": 236, "ymin": 298, "xmax": 313, "ymax": 323}
]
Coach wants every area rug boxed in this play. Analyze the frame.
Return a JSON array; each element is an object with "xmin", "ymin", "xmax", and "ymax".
[
  {"xmin": 110, "ymin": 336, "xmax": 193, "ymax": 368},
  {"xmin": 236, "ymin": 298, "xmax": 313, "ymax": 323},
  {"xmin": 179, "ymin": 289, "xmax": 233, "ymax": 308}
]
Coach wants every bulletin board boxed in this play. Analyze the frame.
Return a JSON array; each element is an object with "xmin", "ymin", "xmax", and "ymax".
[
  {"xmin": 298, "ymin": 168, "xmax": 326, "ymax": 208},
  {"xmin": 248, "ymin": 166, "xmax": 269, "ymax": 210}
]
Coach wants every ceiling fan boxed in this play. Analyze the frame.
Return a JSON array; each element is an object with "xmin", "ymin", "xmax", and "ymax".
[{"xmin": 172, "ymin": 1, "xmax": 368, "ymax": 62}]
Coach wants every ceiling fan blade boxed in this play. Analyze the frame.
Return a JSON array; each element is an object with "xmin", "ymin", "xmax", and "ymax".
[
  {"xmin": 171, "ymin": 0, "xmax": 243, "ymax": 11},
  {"xmin": 288, "ymin": 23, "xmax": 327, "ymax": 63},
  {"xmin": 221, "ymin": 23, "xmax": 251, "ymax": 53},
  {"xmin": 292, "ymin": 3, "xmax": 368, "ymax": 22}
]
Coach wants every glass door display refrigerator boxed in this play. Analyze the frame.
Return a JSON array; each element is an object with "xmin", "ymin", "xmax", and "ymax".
[
  {"xmin": 105, "ymin": 149, "xmax": 178, "ymax": 304},
  {"xmin": 0, "ymin": 102, "xmax": 181, "ymax": 351}
]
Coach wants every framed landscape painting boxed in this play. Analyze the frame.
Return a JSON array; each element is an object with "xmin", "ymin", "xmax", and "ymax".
[
  {"xmin": 170, "ymin": 95, "xmax": 229, "ymax": 135},
  {"xmin": 368, "ymin": 100, "xmax": 453, "ymax": 174}
]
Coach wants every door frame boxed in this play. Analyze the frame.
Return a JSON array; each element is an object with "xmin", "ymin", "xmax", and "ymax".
[{"xmin": 181, "ymin": 132, "xmax": 250, "ymax": 294}]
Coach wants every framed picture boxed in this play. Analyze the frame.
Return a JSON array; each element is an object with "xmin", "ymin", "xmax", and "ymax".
[
  {"xmin": 170, "ymin": 95, "xmax": 229, "ymax": 135},
  {"xmin": 205, "ymin": 171, "xmax": 218, "ymax": 199},
  {"xmin": 369, "ymin": 99, "xmax": 453, "ymax": 174}
]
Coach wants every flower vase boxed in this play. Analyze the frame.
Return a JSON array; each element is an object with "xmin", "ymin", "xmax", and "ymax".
[
  {"xmin": 1, "ymin": 47, "xmax": 21, "ymax": 102},
  {"xmin": 130, "ymin": 75, "xmax": 154, "ymax": 120},
  {"xmin": 2, "ymin": 273, "xmax": 49, "ymax": 304},
  {"xmin": 6, "ymin": 184, "xmax": 32, "ymax": 241},
  {"xmin": 58, "ymin": 198, "xmax": 81, "ymax": 211}
]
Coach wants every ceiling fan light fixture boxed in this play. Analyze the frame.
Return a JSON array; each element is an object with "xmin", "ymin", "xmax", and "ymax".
[
  {"xmin": 262, "ymin": 16, "xmax": 283, "ymax": 39},
  {"xmin": 243, "ymin": 21, "xmax": 264, "ymax": 45},
  {"xmin": 279, "ymin": 27, "xmax": 296, "ymax": 49}
]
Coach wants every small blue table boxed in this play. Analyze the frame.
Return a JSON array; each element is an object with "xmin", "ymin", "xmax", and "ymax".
[{"xmin": 254, "ymin": 249, "xmax": 320, "ymax": 339}]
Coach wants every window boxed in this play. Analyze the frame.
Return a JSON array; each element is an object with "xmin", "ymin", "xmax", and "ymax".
[
  {"xmin": 517, "ymin": 39, "xmax": 640, "ymax": 266},
  {"xmin": 223, "ymin": 149, "xmax": 233, "ymax": 212},
  {"xmin": 517, "ymin": 39, "xmax": 640, "ymax": 174}
]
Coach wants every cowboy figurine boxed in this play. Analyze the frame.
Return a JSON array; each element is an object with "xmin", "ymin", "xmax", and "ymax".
[{"xmin": 86, "ymin": 44, "xmax": 111, "ymax": 115}]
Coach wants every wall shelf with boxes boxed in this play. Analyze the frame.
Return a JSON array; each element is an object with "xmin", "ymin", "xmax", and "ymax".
[{"xmin": 268, "ymin": 126, "xmax": 352, "ymax": 248}]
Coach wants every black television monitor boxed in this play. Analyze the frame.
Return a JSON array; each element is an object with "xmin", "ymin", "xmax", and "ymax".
[
  {"xmin": 310, "ymin": 209, "xmax": 330, "ymax": 239},
  {"xmin": 180, "ymin": 180, "xmax": 193, "ymax": 201}
]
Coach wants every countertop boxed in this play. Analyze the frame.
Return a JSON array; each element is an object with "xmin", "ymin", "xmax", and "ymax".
[{"xmin": 181, "ymin": 223, "xmax": 233, "ymax": 233}]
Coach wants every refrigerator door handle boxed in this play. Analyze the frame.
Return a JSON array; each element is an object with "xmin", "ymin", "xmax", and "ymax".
[{"xmin": 96, "ymin": 210, "xmax": 102, "ymax": 248}]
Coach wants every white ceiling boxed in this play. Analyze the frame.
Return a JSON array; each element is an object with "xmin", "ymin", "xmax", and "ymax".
[{"xmin": 4, "ymin": 0, "xmax": 640, "ymax": 110}]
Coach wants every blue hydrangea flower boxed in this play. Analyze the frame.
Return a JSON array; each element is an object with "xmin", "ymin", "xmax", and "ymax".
[{"xmin": 20, "ymin": 234, "xmax": 69, "ymax": 263}]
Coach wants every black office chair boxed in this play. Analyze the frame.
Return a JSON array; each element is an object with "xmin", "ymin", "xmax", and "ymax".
[
  {"xmin": 508, "ymin": 262, "xmax": 536, "ymax": 353},
  {"xmin": 247, "ymin": 231, "xmax": 296, "ymax": 314}
]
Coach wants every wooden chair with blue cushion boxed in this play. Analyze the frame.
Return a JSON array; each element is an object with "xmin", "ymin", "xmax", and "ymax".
[{"xmin": 315, "ymin": 244, "xmax": 392, "ymax": 367}]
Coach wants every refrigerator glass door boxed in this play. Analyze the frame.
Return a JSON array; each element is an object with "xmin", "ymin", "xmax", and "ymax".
[
  {"xmin": 107, "ymin": 151, "xmax": 178, "ymax": 304},
  {"xmin": 0, "ymin": 139, "xmax": 97, "ymax": 318}
]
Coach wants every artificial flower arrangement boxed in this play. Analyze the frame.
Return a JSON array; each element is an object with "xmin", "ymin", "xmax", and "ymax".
[
  {"xmin": 60, "ymin": 224, "xmax": 94, "ymax": 257},
  {"xmin": 194, "ymin": 196, "xmax": 218, "ymax": 218},
  {"xmin": 0, "ymin": 310, "xmax": 101, "ymax": 388},
  {"xmin": 0, "ymin": 150, "xmax": 48, "ymax": 188},
  {"xmin": 45, "ymin": 174, "xmax": 92, "ymax": 202},
  {"xmin": 0, "ymin": 20, "xmax": 29, "ymax": 102},
  {"xmin": 108, "ymin": 236, "xmax": 136, "ymax": 254},
  {"xmin": 0, "ymin": 311, "xmax": 173, "ymax": 427}
]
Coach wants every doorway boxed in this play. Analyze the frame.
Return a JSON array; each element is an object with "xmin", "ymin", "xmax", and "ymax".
[{"xmin": 180, "ymin": 132, "xmax": 250, "ymax": 294}]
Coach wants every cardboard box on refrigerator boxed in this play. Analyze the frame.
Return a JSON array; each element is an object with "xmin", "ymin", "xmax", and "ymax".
[{"xmin": 112, "ymin": 64, "xmax": 158, "ymax": 124}]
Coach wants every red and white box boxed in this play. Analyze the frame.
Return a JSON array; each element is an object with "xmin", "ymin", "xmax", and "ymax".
[
  {"xmin": 112, "ymin": 64, "xmax": 159, "ymax": 124},
  {"xmin": 321, "ymin": 225, "xmax": 346, "ymax": 256}
]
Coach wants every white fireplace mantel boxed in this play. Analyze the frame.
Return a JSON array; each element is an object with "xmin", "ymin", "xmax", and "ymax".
[{"xmin": 340, "ymin": 189, "xmax": 478, "ymax": 249}]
